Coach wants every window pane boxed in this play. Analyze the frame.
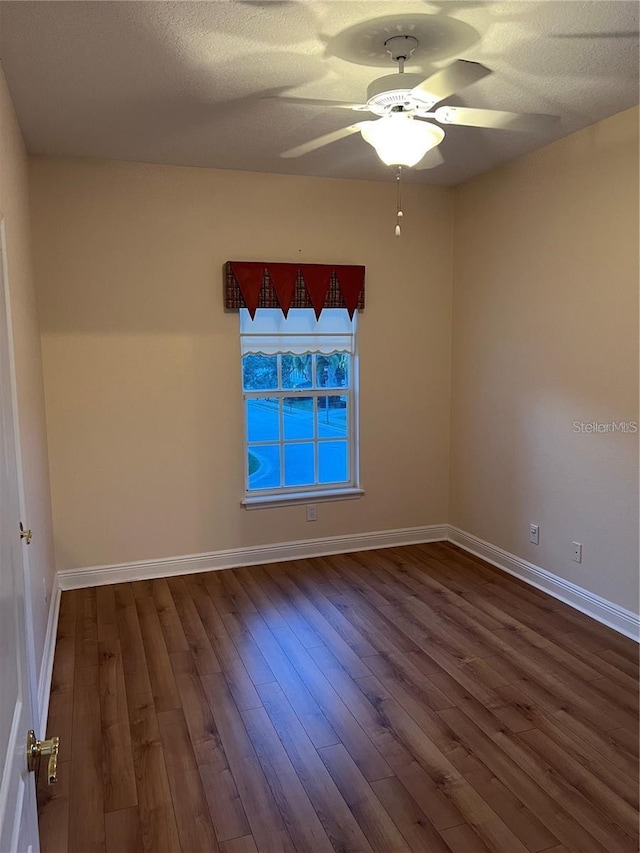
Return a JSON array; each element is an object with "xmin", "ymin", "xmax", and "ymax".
[
  {"xmin": 242, "ymin": 354, "xmax": 278, "ymax": 391},
  {"xmin": 316, "ymin": 353, "xmax": 349, "ymax": 388},
  {"xmin": 246, "ymin": 398, "xmax": 280, "ymax": 442},
  {"xmin": 283, "ymin": 397, "xmax": 314, "ymax": 440},
  {"xmin": 284, "ymin": 443, "xmax": 314, "ymax": 486},
  {"xmin": 318, "ymin": 396, "xmax": 348, "ymax": 438},
  {"xmin": 248, "ymin": 445, "xmax": 280, "ymax": 490},
  {"xmin": 282, "ymin": 354, "xmax": 312, "ymax": 389},
  {"xmin": 319, "ymin": 441, "xmax": 348, "ymax": 484}
]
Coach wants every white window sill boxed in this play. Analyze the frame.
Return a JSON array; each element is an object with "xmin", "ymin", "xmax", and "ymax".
[{"xmin": 242, "ymin": 487, "xmax": 365, "ymax": 511}]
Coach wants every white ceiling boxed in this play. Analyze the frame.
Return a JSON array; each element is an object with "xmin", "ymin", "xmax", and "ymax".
[{"xmin": 0, "ymin": 1, "xmax": 638, "ymax": 186}]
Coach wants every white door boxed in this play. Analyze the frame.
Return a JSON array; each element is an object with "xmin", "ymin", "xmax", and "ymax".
[{"xmin": 0, "ymin": 225, "xmax": 40, "ymax": 852}]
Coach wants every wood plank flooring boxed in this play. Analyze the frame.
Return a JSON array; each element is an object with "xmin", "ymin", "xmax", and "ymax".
[{"xmin": 37, "ymin": 542, "xmax": 639, "ymax": 853}]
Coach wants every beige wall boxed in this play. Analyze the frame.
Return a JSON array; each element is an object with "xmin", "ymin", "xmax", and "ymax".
[
  {"xmin": 28, "ymin": 108, "xmax": 639, "ymax": 618},
  {"xmin": 30, "ymin": 157, "xmax": 453, "ymax": 570},
  {"xmin": 0, "ymin": 63, "xmax": 55, "ymax": 682},
  {"xmin": 450, "ymin": 107, "xmax": 639, "ymax": 611}
]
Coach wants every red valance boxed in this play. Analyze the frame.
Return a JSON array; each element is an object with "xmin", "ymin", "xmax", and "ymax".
[{"xmin": 224, "ymin": 261, "xmax": 365, "ymax": 319}]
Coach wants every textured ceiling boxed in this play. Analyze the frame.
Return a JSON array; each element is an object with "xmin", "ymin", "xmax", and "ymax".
[{"xmin": 0, "ymin": 1, "xmax": 638, "ymax": 186}]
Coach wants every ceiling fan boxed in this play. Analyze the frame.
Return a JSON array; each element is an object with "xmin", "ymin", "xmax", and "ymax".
[{"xmin": 273, "ymin": 35, "xmax": 559, "ymax": 168}]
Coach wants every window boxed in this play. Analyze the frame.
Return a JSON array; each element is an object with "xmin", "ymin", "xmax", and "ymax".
[{"xmin": 240, "ymin": 308, "xmax": 362, "ymax": 508}]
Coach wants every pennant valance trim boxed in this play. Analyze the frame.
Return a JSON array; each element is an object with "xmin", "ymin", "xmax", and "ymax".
[{"xmin": 224, "ymin": 261, "xmax": 365, "ymax": 319}]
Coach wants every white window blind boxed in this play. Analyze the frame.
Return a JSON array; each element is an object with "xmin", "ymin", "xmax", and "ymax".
[{"xmin": 240, "ymin": 308, "xmax": 355, "ymax": 355}]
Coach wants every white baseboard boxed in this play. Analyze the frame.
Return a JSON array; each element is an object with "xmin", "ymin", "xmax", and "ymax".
[
  {"xmin": 37, "ymin": 575, "xmax": 61, "ymax": 734},
  {"xmin": 56, "ymin": 524, "xmax": 449, "ymax": 591},
  {"xmin": 448, "ymin": 526, "xmax": 640, "ymax": 642}
]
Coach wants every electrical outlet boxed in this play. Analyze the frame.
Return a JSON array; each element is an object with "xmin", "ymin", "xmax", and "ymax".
[
  {"xmin": 529, "ymin": 523, "xmax": 539, "ymax": 545},
  {"xmin": 572, "ymin": 541, "xmax": 582, "ymax": 563},
  {"xmin": 306, "ymin": 504, "xmax": 317, "ymax": 522}
]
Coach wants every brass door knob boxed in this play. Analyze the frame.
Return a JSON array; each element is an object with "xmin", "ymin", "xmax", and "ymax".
[{"xmin": 27, "ymin": 730, "xmax": 59, "ymax": 784}]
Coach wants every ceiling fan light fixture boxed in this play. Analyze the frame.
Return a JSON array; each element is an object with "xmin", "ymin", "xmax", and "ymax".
[{"xmin": 360, "ymin": 114, "xmax": 445, "ymax": 167}]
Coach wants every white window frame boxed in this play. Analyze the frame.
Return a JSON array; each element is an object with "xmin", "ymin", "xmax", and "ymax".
[{"xmin": 239, "ymin": 309, "xmax": 363, "ymax": 510}]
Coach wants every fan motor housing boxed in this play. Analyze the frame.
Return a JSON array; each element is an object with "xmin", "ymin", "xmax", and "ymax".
[{"xmin": 366, "ymin": 73, "xmax": 437, "ymax": 113}]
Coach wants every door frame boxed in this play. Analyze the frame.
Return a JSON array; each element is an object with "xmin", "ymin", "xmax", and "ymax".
[{"xmin": 1, "ymin": 219, "xmax": 41, "ymax": 736}]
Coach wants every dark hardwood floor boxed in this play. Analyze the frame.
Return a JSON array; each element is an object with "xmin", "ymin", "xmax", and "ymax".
[{"xmin": 37, "ymin": 542, "xmax": 639, "ymax": 853}]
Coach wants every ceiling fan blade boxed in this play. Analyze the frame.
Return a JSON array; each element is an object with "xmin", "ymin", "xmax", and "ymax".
[
  {"xmin": 280, "ymin": 122, "xmax": 369, "ymax": 158},
  {"xmin": 414, "ymin": 146, "xmax": 445, "ymax": 170},
  {"xmin": 411, "ymin": 60, "xmax": 491, "ymax": 104},
  {"xmin": 435, "ymin": 106, "xmax": 560, "ymax": 133},
  {"xmin": 265, "ymin": 95, "xmax": 367, "ymax": 111}
]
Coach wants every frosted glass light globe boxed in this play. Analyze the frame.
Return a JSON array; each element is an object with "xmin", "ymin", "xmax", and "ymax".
[{"xmin": 360, "ymin": 114, "xmax": 444, "ymax": 167}]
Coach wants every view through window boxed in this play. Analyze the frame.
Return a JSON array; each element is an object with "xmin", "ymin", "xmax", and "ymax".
[{"xmin": 240, "ymin": 309, "xmax": 357, "ymax": 497}]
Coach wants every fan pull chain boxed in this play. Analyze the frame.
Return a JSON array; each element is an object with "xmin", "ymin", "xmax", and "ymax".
[{"xmin": 395, "ymin": 166, "xmax": 403, "ymax": 237}]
